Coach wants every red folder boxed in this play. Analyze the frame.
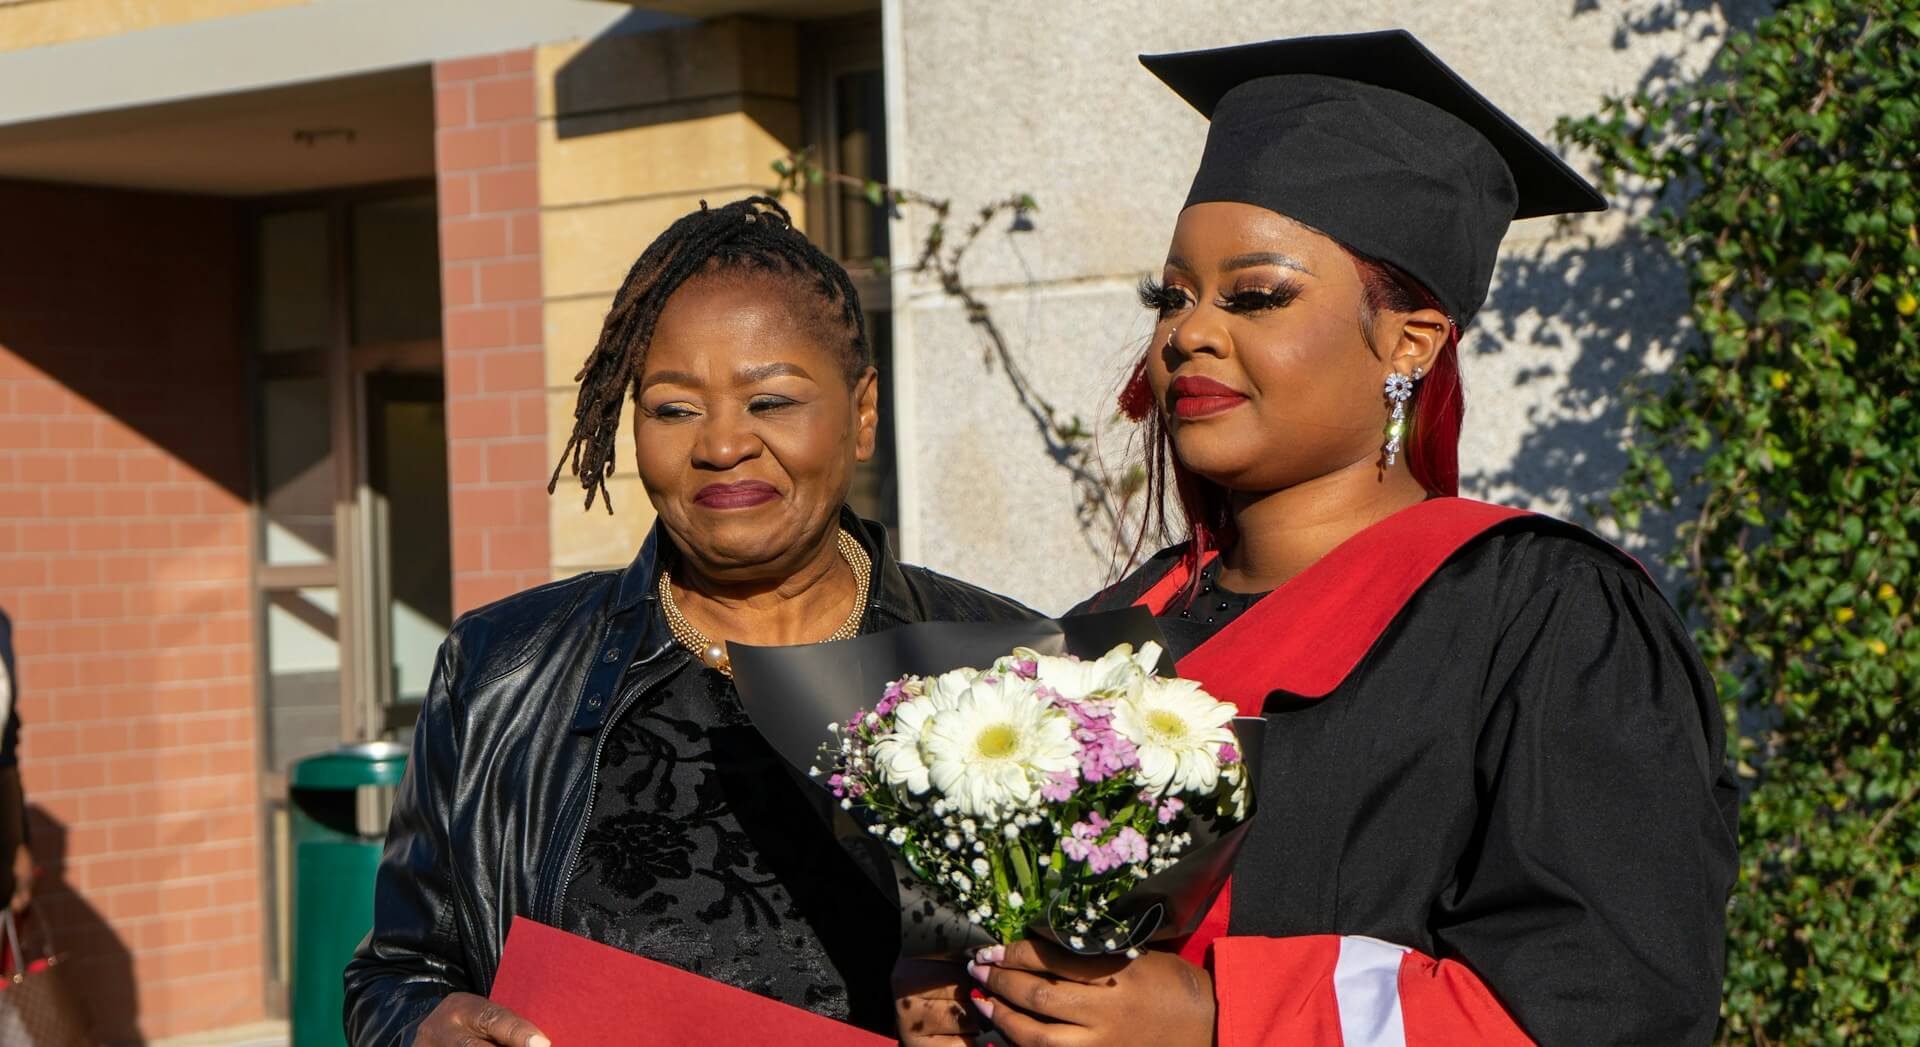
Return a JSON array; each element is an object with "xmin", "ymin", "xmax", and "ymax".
[{"xmin": 489, "ymin": 916, "xmax": 893, "ymax": 1046}]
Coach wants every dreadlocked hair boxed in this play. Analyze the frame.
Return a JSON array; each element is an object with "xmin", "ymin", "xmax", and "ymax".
[{"xmin": 548, "ymin": 195, "xmax": 872, "ymax": 513}]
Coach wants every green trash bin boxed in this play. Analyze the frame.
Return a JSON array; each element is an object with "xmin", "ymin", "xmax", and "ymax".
[{"xmin": 289, "ymin": 741, "xmax": 408, "ymax": 1047}]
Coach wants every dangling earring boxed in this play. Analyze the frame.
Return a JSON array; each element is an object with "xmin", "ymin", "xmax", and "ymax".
[{"xmin": 1382, "ymin": 368, "xmax": 1423, "ymax": 466}]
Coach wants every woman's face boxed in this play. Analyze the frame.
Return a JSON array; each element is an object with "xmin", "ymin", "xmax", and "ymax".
[
  {"xmin": 633, "ymin": 271, "xmax": 878, "ymax": 581},
  {"xmin": 1144, "ymin": 202, "xmax": 1408, "ymax": 494}
]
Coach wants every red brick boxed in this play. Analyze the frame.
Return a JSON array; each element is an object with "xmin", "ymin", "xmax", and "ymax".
[
  {"xmin": 486, "ymin": 527, "xmax": 548, "ymax": 572},
  {"xmin": 484, "ymin": 439, "xmax": 547, "ymax": 485},
  {"xmin": 503, "ymin": 120, "xmax": 538, "ymax": 166},
  {"xmin": 480, "ymin": 348, "xmax": 544, "ymax": 395},
  {"xmin": 46, "ymin": 417, "xmax": 96, "ymax": 447},
  {"xmin": 479, "ymin": 258, "xmax": 541, "ymax": 304},
  {"xmin": 53, "ymin": 556, "xmax": 104, "ymax": 588},
  {"xmin": 74, "ymin": 587, "xmax": 123, "ymax": 617},
  {"xmin": 437, "ymin": 171, "xmax": 474, "ymax": 220},
  {"xmin": 515, "ymin": 393, "xmax": 547, "ymax": 439},
  {"xmin": 440, "ymin": 215, "xmax": 508, "ymax": 261},
  {"xmin": 0, "ymin": 556, "xmax": 48, "ymax": 588},
  {"xmin": 455, "ymin": 574, "xmax": 520, "ymax": 613},
  {"xmin": 501, "ymin": 49, "xmax": 534, "ymax": 74},
  {"xmin": 453, "ymin": 529, "xmax": 485, "ymax": 577},
  {"xmin": 512, "ymin": 303, "xmax": 544, "ymax": 346},
  {"xmin": 73, "ymin": 520, "xmax": 124, "ymax": 550},
  {"xmin": 73, "ymin": 451, "xmax": 121, "ymax": 483},
  {"xmin": 450, "ymin": 443, "xmax": 485, "ymax": 485},
  {"xmin": 0, "ymin": 488, "xmax": 44, "ymax": 517},
  {"xmin": 17, "ymin": 452, "xmax": 69, "ymax": 484},
  {"xmin": 446, "ymin": 306, "xmax": 514, "ymax": 351},
  {"xmin": 438, "ymin": 125, "xmax": 504, "ymax": 171},
  {"xmin": 0, "ymin": 417, "xmax": 43, "ymax": 449},
  {"xmin": 451, "ymin": 487, "xmax": 521, "ymax": 530},
  {"xmin": 102, "ymin": 487, "xmax": 149, "ymax": 516},
  {"xmin": 434, "ymin": 83, "xmax": 471, "ymax": 129},
  {"xmin": 442, "ymin": 263, "xmax": 476, "ymax": 309},
  {"xmin": 436, "ymin": 53, "xmax": 504, "ymax": 82},
  {"xmin": 445, "ymin": 348, "xmax": 482, "ymax": 398},
  {"xmin": 475, "ymin": 166, "xmax": 538, "ymax": 212},
  {"xmin": 473, "ymin": 76, "xmax": 535, "ymax": 123},
  {"xmin": 149, "ymin": 486, "xmax": 197, "ymax": 515},
  {"xmin": 20, "ymin": 521, "xmax": 70, "ymax": 552},
  {"xmin": 508, "ymin": 210, "xmax": 541, "ymax": 256},
  {"xmin": 446, "ymin": 395, "xmax": 515, "ymax": 440}
]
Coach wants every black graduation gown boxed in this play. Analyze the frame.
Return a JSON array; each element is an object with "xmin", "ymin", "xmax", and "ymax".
[{"xmin": 1072, "ymin": 498, "xmax": 1739, "ymax": 1047}]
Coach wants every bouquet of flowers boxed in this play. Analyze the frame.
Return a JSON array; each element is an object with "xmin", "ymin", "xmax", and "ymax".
[
  {"xmin": 731, "ymin": 609, "xmax": 1260, "ymax": 958},
  {"xmin": 823, "ymin": 642, "xmax": 1249, "ymax": 953}
]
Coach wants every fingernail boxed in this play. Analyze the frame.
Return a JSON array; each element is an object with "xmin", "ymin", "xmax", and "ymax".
[
  {"xmin": 530, "ymin": 1036, "xmax": 551, "ymax": 1047},
  {"xmin": 966, "ymin": 961, "xmax": 988, "ymax": 984},
  {"xmin": 974, "ymin": 944, "xmax": 1004, "ymax": 965},
  {"xmin": 971, "ymin": 994, "xmax": 995, "ymax": 1021}
]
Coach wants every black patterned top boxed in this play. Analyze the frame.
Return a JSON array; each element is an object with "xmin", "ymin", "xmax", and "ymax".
[{"xmin": 561, "ymin": 657, "xmax": 899, "ymax": 1032}]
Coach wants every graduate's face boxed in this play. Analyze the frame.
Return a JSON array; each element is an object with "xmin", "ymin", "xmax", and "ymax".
[
  {"xmin": 632, "ymin": 271, "xmax": 879, "ymax": 581},
  {"xmin": 1144, "ymin": 202, "xmax": 1398, "ymax": 492}
]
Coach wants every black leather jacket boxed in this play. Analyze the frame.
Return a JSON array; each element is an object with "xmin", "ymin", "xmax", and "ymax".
[{"xmin": 343, "ymin": 512, "xmax": 1034, "ymax": 1045}]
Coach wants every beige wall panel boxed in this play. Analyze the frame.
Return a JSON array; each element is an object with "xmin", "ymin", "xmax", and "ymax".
[
  {"xmin": 547, "ymin": 390, "xmax": 657, "ymax": 570},
  {"xmin": 0, "ymin": 0, "xmax": 310, "ymax": 51},
  {"xmin": 545, "ymin": 295, "xmax": 608, "ymax": 388},
  {"xmin": 534, "ymin": 17, "xmax": 797, "ymax": 118},
  {"xmin": 542, "ymin": 191, "xmax": 734, "ymax": 300},
  {"xmin": 538, "ymin": 98, "xmax": 802, "ymax": 209}
]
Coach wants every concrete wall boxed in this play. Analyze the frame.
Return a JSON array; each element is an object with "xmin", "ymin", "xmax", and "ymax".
[
  {"xmin": 535, "ymin": 17, "xmax": 805, "ymax": 578},
  {"xmin": 886, "ymin": 0, "xmax": 1755, "ymax": 612}
]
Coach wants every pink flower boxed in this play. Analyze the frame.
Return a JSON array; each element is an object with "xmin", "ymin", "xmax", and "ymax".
[
  {"xmin": 1040, "ymin": 770, "xmax": 1077, "ymax": 803},
  {"xmin": 1155, "ymin": 797, "xmax": 1185, "ymax": 824},
  {"xmin": 1111, "ymin": 826, "xmax": 1148, "ymax": 865},
  {"xmin": 1011, "ymin": 658, "xmax": 1039, "ymax": 680},
  {"xmin": 875, "ymin": 680, "xmax": 909, "ymax": 718},
  {"xmin": 1218, "ymin": 741, "xmax": 1241, "ymax": 765}
]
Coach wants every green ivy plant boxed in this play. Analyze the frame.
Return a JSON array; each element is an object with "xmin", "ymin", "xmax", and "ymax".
[
  {"xmin": 1558, "ymin": 2, "xmax": 1919, "ymax": 1041},
  {"xmin": 770, "ymin": 151, "xmax": 1144, "ymax": 552}
]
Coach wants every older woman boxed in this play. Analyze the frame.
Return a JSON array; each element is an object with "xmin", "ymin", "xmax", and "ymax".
[{"xmin": 343, "ymin": 196, "xmax": 1032, "ymax": 1046}]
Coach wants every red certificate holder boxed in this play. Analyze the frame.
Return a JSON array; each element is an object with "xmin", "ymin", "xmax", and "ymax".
[{"xmin": 489, "ymin": 916, "xmax": 893, "ymax": 1046}]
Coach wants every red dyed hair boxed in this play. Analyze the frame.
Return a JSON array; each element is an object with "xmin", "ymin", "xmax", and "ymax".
[{"xmin": 1119, "ymin": 246, "xmax": 1465, "ymax": 588}]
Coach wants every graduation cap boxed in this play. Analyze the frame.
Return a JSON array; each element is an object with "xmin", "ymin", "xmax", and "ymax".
[{"xmin": 1142, "ymin": 30, "xmax": 1606, "ymax": 327}]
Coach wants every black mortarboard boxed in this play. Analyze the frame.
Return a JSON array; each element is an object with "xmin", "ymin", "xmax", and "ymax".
[{"xmin": 1142, "ymin": 30, "xmax": 1606, "ymax": 326}]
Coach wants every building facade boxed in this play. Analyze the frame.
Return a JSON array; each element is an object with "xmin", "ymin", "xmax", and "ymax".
[{"xmin": 0, "ymin": 0, "xmax": 1742, "ymax": 1041}]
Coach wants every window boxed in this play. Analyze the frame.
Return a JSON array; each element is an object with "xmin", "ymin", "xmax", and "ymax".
[{"xmin": 801, "ymin": 14, "xmax": 897, "ymax": 535}]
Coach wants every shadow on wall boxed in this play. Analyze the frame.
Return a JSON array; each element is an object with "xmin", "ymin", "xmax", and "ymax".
[
  {"xmin": 547, "ymin": 14, "xmax": 801, "ymax": 144},
  {"xmin": 0, "ymin": 179, "xmax": 247, "ymax": 499},
  {"xmin": 1462, "ymin": 0, "xmax": 1773, "ymax": 586},
  {"xmin": 25, "ymin": 806, "xmax": 138, "ymax": 1044}
]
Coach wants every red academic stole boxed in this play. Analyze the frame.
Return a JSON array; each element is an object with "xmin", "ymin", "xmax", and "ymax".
[{"xmin": 1133, "ymin": 497, "xmax": 1532, "ymax": 965}]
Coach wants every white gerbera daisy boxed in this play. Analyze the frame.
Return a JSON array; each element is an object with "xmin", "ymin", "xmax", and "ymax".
[
  {"xmin": 1112, "ymin": 676, "xmax": 1237, "ymax": 796},
  {"xmin": 1013, "ymin": 642, "xmax": 1159, "ymax": 701},
  {"xmin": 871, "ymin": 668, "xmax": 975, "ymax": 794},
  {"xmin": 921, "ymin": 674, "xmax": 1076, "ymax": 816}
]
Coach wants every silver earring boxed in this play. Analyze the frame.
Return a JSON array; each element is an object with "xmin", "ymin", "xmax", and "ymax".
[{"xmin": 1383, "ymin": 372, "xmax": 1419, "ymax": 465}]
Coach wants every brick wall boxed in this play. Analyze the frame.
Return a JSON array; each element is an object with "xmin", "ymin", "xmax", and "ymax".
[
  {"xmin": 434, "ymin": 50, "xmax": 552, "ymax": 615},
  {"xmin": 0, "ymin": 180, "xmax": 266, "ymax": 1042}
]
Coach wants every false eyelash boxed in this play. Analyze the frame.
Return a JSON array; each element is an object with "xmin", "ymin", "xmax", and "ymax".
[
  {"xmin": 1220, "ymin": 282, "xmax": 1303, "ymax": 313},
  {"xmin": 1138, "ymin": 277, "xmax": 1191, "ymax": 315}
]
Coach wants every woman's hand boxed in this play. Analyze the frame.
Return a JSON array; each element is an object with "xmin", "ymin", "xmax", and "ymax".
[
  {"xmin": 8, "ymin": 843, "xmax": 31, "ymax": 914},
  {"xmin": 969, "ymin": 940, "xmax": 1216, "ymax": 1047},
  {"xmin": 416, "ymin": 993, "xmax": 548, "ymax": 1047},
  {"xmin": 895, "ymin": 957, "xmax": 979, "ymax": 1046}
]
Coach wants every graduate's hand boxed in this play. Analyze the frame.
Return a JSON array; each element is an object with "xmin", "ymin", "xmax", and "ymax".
[
  {"xmin": 416, "ymin": 992, "xmax": 549, "ymax": 1047},
  {"xmin": 969, "ymin": 939, "xmax": 1215, "ymax": 1047},
  {"xmin": 894, "ymin": 957, "xmax": 980, "ymax": 1046}
]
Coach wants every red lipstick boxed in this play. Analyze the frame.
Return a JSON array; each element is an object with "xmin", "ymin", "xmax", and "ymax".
[
  {"xmin": 1169, "ymin": 375, "xmax": 1250, "ymax": 419},
  {"xmin": 693, "ymin": 480, "xmax": 780, "ymax": 509}
]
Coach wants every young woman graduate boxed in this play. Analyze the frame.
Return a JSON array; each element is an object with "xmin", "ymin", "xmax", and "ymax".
[{"xmin": 906, "ymin": 30, "xmax": 1741, "ymax": 1047}]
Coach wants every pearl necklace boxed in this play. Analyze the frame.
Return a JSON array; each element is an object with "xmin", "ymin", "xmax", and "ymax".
[{"xmin": 657, "ymin": 528, "xmax": 872, "ymax": 677}]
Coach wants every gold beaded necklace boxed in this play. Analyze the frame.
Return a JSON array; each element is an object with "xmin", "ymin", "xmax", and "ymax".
[{"xmin": 657, "ymin": 528, "xmax": 872, "ymax": 677}]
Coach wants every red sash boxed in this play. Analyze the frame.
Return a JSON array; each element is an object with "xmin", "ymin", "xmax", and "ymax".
[{"xmin": 1135, "ymin": 498, "xmax": 1532, "ymax": 965}]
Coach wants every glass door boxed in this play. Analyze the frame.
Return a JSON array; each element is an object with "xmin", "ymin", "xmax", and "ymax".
[{"xmin": 246, "ymin": 183, "xmax": 447, "ymax": 1009}]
